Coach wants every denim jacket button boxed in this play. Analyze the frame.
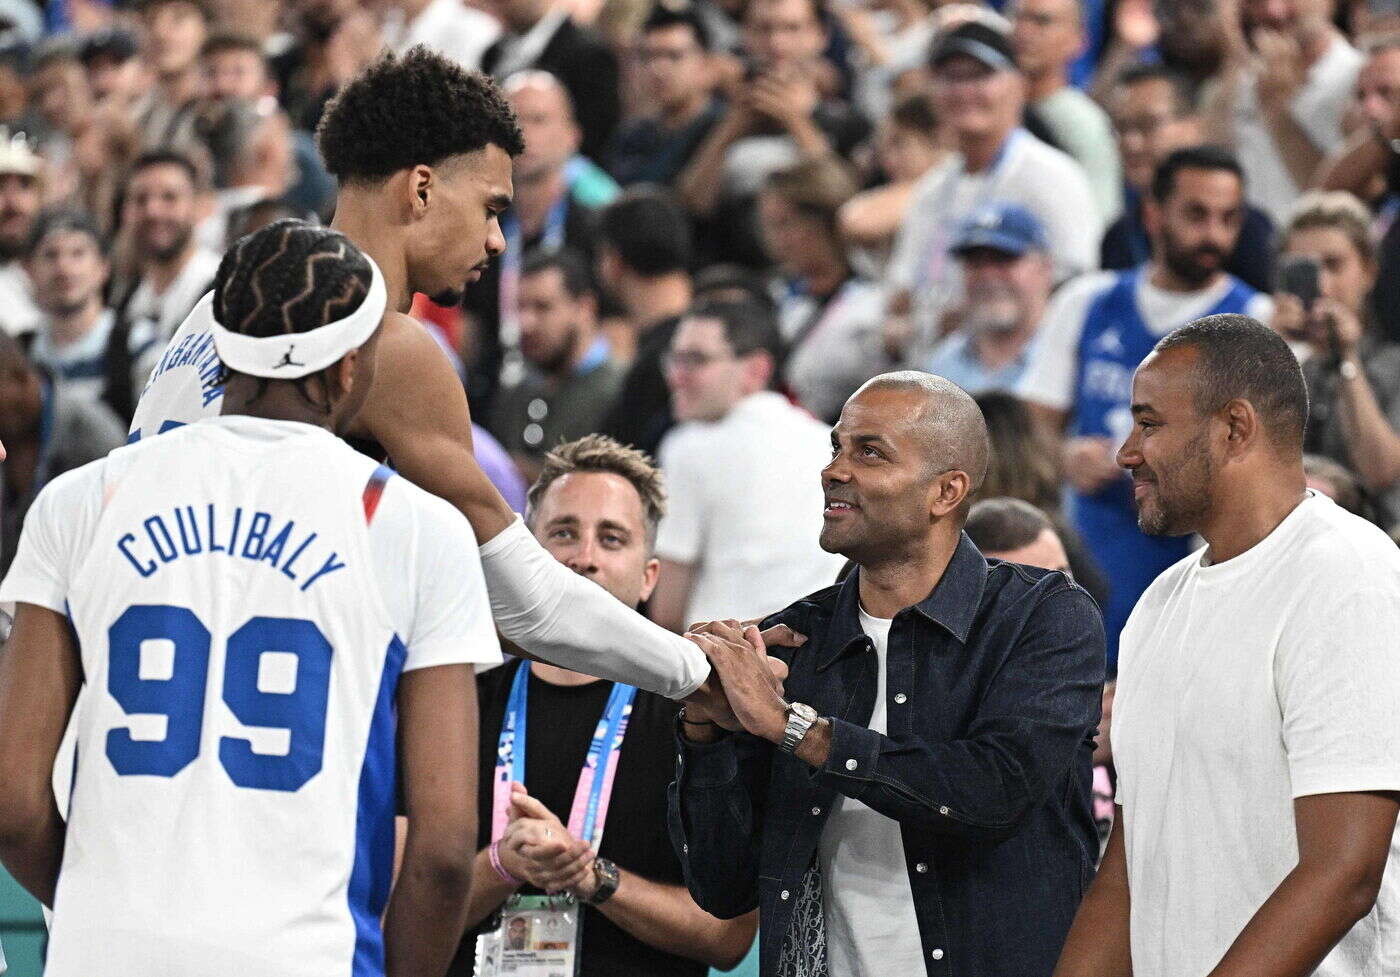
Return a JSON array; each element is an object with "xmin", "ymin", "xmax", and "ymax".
[
  {"xmin": 845, "ymin": 758, "xmax": 858, "ymax": 770},
  {"xmin": 780, "ymin": 890, "xmax": 790, "ymax": 900},
  {"xmin": 932, "ymin": 948, "xmax": 944, "ymax": 960},
  {"xmin": 915, "ymin": 862, "xmax": 928, "ymax": 873},
  {"xmin": 938, "ymin": 805, "xmax": 949, "ymax": 815},
  {"xmin": 811, "ymin": 806, "xmax": 822, "ymax": 816},
  {"xmin": 893, "ymin": 692, "xmax": 907, "ymax": 704}
]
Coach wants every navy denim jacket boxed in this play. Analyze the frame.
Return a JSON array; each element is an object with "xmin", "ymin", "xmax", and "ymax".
[{"xmin": 668, "ymin": 534, "xmax": 1106, "ymax": 977}]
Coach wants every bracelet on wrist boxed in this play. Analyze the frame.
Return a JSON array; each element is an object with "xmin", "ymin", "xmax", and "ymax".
[{"xmin": 489, "ymin": 839, "xmax": 522, "ymax": 887}]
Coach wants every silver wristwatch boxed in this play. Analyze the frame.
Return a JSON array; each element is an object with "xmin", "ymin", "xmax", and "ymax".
[{"xmin": 780, "ymin": 702, "xmax": 819, "ymax": 754}]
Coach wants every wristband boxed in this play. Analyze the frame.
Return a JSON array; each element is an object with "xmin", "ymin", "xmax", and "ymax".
[{"xmin": 489, "ymin": 839, "xmax": 522, "ymax": 887}]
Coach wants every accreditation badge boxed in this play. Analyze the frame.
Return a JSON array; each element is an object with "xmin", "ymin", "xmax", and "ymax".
[{"xmin": 475, "ymin": 894, "xmax": 582, "ymax": 977}]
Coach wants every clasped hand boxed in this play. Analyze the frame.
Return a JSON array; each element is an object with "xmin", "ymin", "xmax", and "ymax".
[
  {"xmin": 683, "ymin": 619, "xmax": 801, "ymax": 744},
  {"xmin": 497, "ymin": 783, "xmax": 598, "ymax": 899}
]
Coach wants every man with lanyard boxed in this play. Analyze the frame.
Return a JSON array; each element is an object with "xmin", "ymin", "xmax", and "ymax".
[
  {"xmin": 883, "ymin": 17, "xmax": 1099, "ymax": 367},
  {"xmin": 464, "ymin": 70, "xmax": 618, "ymax": 416},
  {"xmin": 455, "ymin": 435, "xmax": 758, "ymax": 977},
  {"xmin": 1019, "ymin": 145, "xmax": 1273, "ymax": 668}
]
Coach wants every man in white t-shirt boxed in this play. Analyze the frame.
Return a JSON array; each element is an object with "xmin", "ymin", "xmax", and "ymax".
[
  {"xmin": 884, "ymin": 18, "xmax": 1099, "ymax": 365},
  {"xmin": 0, "ymin": 130, "xmax": 43, "ymax": 339},
  {"xmin": 1054, "ymin": 313, "xmax": 1400, "ymax": 977},
  {"xmin": 649, "ymin": 300, "xmax": 844, "ymax": 629},
  {"xmin": 121, "ymin": 153, "xmax": 221, "ymax": 360},
  {"xmin": 1202, "ymin": 0, "xmax": 1362, "ymax": 225},
  {"xmin": 1019, "ymin": 145, "xmax": 1272, "ymax": 668}
]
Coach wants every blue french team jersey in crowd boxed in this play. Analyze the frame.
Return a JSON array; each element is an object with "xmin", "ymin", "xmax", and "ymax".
[{"xmin": 1068, "ymin": 267, "xmax": 1258, "ymax": 668}]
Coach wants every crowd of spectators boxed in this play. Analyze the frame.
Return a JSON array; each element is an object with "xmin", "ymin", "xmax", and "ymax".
[{"xmin": 5, "ymin": 0, "xmax": 1400, "ymax": 970}]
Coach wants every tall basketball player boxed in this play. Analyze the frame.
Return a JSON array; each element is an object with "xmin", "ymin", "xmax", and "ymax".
[
  {"xmin": 0, "ymin": 224, "xmax": 500, "ymax": 977},
  {"xmin": 130, "ymin": 46, "xmax": 781, "ymax": 709}
]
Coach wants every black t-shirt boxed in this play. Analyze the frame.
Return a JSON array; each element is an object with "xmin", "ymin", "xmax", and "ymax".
[{"xmin": 448, "ymin": 660, "xmax": 704, "ymax": 977}]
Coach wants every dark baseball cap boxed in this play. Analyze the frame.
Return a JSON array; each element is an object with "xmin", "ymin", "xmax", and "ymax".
[
  {"xmin": 951, "ymin": 202, "xmax": 1048, "ymax": 258},
  {"xmin": 929, "ymin": 20, "xmax": 1017, "ymax": 74},
  {"xmin": 80, "ymin": 27, "xmax": 139, "ymax": 65}
]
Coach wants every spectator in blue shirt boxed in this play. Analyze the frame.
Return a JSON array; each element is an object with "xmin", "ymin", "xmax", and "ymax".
[{"xmin": 925, "ymin": 202, "xmax": 1053, "ymax": 396}]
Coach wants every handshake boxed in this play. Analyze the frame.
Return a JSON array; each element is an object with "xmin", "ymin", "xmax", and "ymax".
[{"xmin": 680, "ymin": 619, "xmax": 805, "ymax": 745}]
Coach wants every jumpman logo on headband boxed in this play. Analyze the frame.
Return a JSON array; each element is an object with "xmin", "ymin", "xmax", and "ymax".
[{"xmin": 276, "ymin": 345, "xmax": 305, "ymax": 369}]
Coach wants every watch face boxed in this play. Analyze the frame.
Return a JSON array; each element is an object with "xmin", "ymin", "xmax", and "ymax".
[{"xmin": 791, "ymin": 702, "xmax": 818, "ymax": 723}]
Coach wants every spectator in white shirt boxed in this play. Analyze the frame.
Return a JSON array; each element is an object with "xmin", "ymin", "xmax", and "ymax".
[
  {"xmin": 649, "ymin": 300, "xmax": 844, "ymax": 629},
  {"xmin": 1010, "ymin": 0, "xmax": 1123, "ymax": 221},
  {"xmin": 759, "ymin": 156, "xmax": 888, "ymax": 423},
  {"xmin": 26, "ymin": 209, "xmax": 123, "ymax": 406},
  {"xmin": 884, "ymin": 18, "xmax": 1099, "ymax": 366},
  {"xmin": 1202, "ymin": 0, "xmax": 1363, "ymax": 225},
  {"xmin": 0, "ymin": 129, "xmax": 42, "ymax": 338},
  {"xmin": 118, "ymin": 149, "xmax": 221, "ymax": 414}
]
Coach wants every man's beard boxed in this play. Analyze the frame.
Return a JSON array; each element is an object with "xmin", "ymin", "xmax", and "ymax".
[
  {"xmin": 48, "ymin": 296, "xmax": 93, "ymax": 318},
  {"xmin": 1161, "ymin": 230, "xmax": 1225, "ymax": 287},
  {"xmin": 146, "ymin": 223, "xmax": 193, "ymax": 264},
  {"xmin": 1136, "ymin": 431, "xmax": 1214, "ymax": 536},
  {"xmin": 963, "ymin": 281, "xmax": 1024, "ymax": 335},
  {"xmin": 533, "ymin": 326, "xmax": 580, "ymax": 375},
  {"xmin": 0, "ymin": 220, "xmax": 26, "ymax": 262}
]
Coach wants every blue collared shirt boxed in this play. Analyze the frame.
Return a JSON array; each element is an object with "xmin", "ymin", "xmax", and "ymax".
[
  {"xmin": 924, "ymin": 332, "xmax": 1031, "ymax": 396},
  {"xmin": 668, "ymin": 534, "xmax": 1105, "ymax": 977}
]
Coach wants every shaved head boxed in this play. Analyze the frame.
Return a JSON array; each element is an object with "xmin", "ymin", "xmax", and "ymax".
[
  {"xmin": 822, "ymin": 371, "xmax": 993, "ymax": 565},
  {"xmin": 856, "ymin": 371, "xmax": 990, "ymax": 495}
]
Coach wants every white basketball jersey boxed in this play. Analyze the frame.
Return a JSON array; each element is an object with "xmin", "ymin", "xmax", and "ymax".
[
  {"xmin": 0, "ymin": 415, "xmax": 501, "ymax": 977},
  {"xmin": 128, "ymin": 291, "xmax": 224, "ymax": 442}
]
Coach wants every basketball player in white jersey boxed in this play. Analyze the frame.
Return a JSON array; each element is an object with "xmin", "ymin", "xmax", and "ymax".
[
  {"xmin": 0, "ymin": 223, "xmax": 500, "ymax": 977},
  {"xmin": 132, "ymin": 47, "xmax": 791, "ymax": 709}
]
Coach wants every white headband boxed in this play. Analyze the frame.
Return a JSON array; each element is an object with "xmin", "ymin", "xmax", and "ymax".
[{"xmin": 210, "ymin": 254, "xmax": 388, "ymax": 379}]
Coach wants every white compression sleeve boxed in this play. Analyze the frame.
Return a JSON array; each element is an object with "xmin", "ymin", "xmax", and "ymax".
[{"xmin": 478, "ymin": 516, "xmax": 710, "ymax": 699}]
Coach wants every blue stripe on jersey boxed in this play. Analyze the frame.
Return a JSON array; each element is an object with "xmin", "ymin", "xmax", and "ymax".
[{"xmin": 347, "ymin": 635, "xmax": 408, "ymax": 977}]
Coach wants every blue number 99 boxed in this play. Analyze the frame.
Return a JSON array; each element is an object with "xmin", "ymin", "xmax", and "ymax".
[
  {"xmin": 220, "ymin": 616, "xmax": 333, "ymax": 792},
  {"xmin": 104, "ymin": 607, "xmax": 333, "ymax": 792},
  {"xmin": 106, "ymin": 605, "xmax": 211, "ymax": 778}
]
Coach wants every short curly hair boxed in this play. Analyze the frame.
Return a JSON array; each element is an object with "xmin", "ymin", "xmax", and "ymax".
[{"xmin": 316, "ymin": 46, "xmax": 524, "ymax": 183}]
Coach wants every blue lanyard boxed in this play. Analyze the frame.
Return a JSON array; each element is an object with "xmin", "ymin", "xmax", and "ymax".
[{"xmin": 493, "ymin": 662, "xmax": 637, "ymax": 849}]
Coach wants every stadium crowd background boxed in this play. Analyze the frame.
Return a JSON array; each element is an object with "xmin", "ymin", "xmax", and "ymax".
[{"xmin": 1, "ymin": 0, "xmax": 1399, "ymax": 970}]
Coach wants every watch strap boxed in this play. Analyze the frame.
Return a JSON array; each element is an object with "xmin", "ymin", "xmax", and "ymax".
[
  {"xmin": 780, "ymin": 704, "xmax": 818, "ymax": 755},
  {"xmin": 588, "ymin": 857, "xmax": 620, "ymax": 905}
]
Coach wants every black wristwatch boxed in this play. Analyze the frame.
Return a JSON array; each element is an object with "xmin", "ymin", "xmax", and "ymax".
[{"xmin": 587, "ymin": 857, "xmax": 620, "ymax": 905}]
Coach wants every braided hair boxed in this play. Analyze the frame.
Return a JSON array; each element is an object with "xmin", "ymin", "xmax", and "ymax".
[{"xmin": 213, "ymin": 219, "xmax": 375, "ymax": 407}]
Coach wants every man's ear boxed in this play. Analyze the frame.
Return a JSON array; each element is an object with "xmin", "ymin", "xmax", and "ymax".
[
  {"xmin": 334, "ymin": 348, "xmax": 359, "ymax": 400},
  {"xmin": 408, "ymin": 164, "xmax": 433, "ymax": 213},
  {"xmin": 928, "ymin": 469, "xmax": 972, "ymax": 520},
  {"xmin": 1221, "ymin": 398, "xmax": 1259, "ymax": 457},
  {"xmin": 640, "ymin": 557, "xmax": 661, "ymax": 602},
  {"xmin": 746, "ymin": 350, "xmax": 776, "ymax": 392}
]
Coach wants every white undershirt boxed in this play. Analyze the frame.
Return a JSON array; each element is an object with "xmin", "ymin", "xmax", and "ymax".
[{"xmin": 817, "ymin": 608, "xmax": 924, "ymax": 976}]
